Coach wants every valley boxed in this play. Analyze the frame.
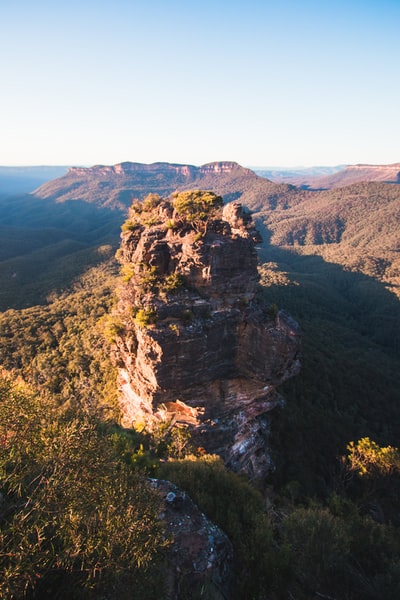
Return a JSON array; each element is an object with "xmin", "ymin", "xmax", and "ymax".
[{"xmin": 1, "ymin": 161, "xmax": 400, "ymax": 599}]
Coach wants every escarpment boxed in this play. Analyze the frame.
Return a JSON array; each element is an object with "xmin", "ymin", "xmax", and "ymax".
[{"xmin": 113, "ymin": 191, "xmax": 301, "ymax": 481}]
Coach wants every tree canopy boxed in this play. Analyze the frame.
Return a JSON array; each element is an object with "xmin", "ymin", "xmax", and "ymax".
[{"xmin": 172, "ymin": 190, "xmax": 223, "ymax": 232}]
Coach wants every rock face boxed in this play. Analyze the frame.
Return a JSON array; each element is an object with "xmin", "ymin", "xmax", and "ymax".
[
  {"xmin": 68, "ymin": 160, "xmax": 251, "ymax": 179},
  {"xmin": 34, "ymin": 161, "xmax": 257, "ymax": 209},
  {"xmin": 114, "ymin": 192, "xmax": 301, "ymax": 481},
  {"xmin": 149, "ymin": 478, "xmax": 234, "ymax": 599}
]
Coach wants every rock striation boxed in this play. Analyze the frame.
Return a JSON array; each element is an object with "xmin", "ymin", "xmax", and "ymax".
[{"xmin": 114, "ymin": 191, "xmax": 301, "ymax": 481}]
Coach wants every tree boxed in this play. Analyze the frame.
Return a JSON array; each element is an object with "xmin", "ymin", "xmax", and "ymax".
[
  {"xmin": 172, "ymin": 190, "xmax": 223, "ymax": 233},
  {"xmin": 345, "ymin": 437, "xmax": 400, "ymax": 479}
]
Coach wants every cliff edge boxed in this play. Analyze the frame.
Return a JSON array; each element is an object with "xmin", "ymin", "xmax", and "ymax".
[{"xmin": 113, "ymin": 191, "xmax": 301, "ymax": 481}]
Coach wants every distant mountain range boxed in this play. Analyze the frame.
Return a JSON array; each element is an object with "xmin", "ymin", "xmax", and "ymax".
[
  {"xmin": 2, "ymin": 161, "xmax": 399, "ymax": 199},
  {"xmin": 253, "ymin": 165, "xmax": 344, "ymax": 184},
  {"xmin": 254, "ymin": 163, "xmax": 400, "ymax": 189},
  {"xmin": 1, "ymin": 159, "xmax": 399, "ymax": 310},
  {"xmin": 33, "ymin": 161, "xmax": 265, "ymax": 209},
  {"xmin": 32, "ymin": 159, "xmax": 399, "ymax": 294}
]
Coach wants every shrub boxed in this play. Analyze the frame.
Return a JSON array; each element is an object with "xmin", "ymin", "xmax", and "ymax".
[
  {"xmin": 121, "ymin": 262, "xmax": 135, "ymax": 282},
  {"xmin": 172, "ymin": 190, "xmax": 223, "ymax": 233},
  {"xmin": 158, "ymin": 454, "xmax": 289, "ymax": 598},
  {"xmin": 282, "ymin": 506, "xmax": 351, "ymax": 594},
  {"xmin": 121, "ymin": 219, "xmax": 140, "ymax": 232},
  {"xmin": 142, "ymin": 193, "xmax": 162, "ymax": 211},
  {"xmin": 136, "ymin": 263, "xmax": 159, "ymax": 291},
  {"xmin": 161, "ymin": 272, "xmax": 185, "ymax": 294},
  {"xmin": 134, "ymin": 308, "xmax": 158, "ymax": 327},
  {"xmin": 0, "ymin": 377, "xmax": 167, "ymax": 599},
  {"xmin": 103, "ymin": 314, "xmax": 124, "ymax": 342},
  {"xmin": 345, "ymin": 437, "xmax": 400, "ymax": 478}
]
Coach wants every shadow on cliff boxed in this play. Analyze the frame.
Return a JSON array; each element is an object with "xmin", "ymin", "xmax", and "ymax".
[{"xmin": 256, "ymin": 244, "xmax": 400, "ymax": 497}]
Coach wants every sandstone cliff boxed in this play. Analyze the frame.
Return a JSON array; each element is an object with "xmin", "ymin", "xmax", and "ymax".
[
  {"xmin": 34, "ymin": 161, "xmax": 257, "ymax": 209},
  {"xmin": 113, "ymin": 191, "xmax": 300, "ymax": 481}
]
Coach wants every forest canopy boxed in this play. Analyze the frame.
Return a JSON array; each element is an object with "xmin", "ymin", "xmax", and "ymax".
[{"xmin": 1, "ymin": 171, "xmax": 400, "ymax": 598}]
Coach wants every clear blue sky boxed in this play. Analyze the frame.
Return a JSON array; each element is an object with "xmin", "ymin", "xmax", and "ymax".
[{"xmin": 1, "ymin": 0, "xmax": 399, "ymax": 167}]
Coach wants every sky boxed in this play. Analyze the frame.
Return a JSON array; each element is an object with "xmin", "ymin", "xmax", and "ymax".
[{"xmin": 1, "ymin": 0, "xmax": 399, "ymax": 168}]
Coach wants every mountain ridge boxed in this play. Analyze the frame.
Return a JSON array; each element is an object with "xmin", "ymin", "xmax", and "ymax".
[
  {"xmin": 3, "ymin": 160, "xmax": 400, "ymax": 309},
  {"xmin": 259, "ymin": 162, "xmax": 400, "ymax": 189},
  {"xmin": 33, "ymin": 161, "xmax": 260, "ymax": 209}
]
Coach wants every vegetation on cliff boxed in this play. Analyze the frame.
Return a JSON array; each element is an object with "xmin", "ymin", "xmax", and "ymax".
[
  {"xmin": 172, "ymin": 189, "xmax": 223, "ymax": 232},
  {"xmin": 1, "ymin": 167, "xmax": 400, "ymax": 598},
  {"xmin": 112, "ymin": 192, "xmax": 299, "ymax": 484}
]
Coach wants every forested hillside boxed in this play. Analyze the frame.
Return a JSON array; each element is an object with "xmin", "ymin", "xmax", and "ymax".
[
  {"xmin": 1, "ymin": 163, "xmax": 400, "ymax": 598},
  {"xmin": 252, "ymin": 181, "xmax": 400, "ymax": 300},
  {"xmin": 0, "ymin": 193, "xmax": 123, "ymax": 310}
]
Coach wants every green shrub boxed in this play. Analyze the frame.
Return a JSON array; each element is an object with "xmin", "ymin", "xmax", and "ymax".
[
  {"xmin": 282, "ymin": 506, "xmax": 351, "ymax": 594},
  {"xmin": 161, "ymin": 272, "xmax": 185, "ymax": 294},
  {"xmin": 121, "ymin": 219, "xmax": 140, "ymax": 232},
  {"xmin": 142, "ymin": 193, "xmax": 162, "ymax": 211},
  {"xmin": 134, "ymin": 308, "xmax": 158, "ymax": 327},
  {"xmin": 121, "ymin": 262, "xmax": 135, "ymax": 282},
  {"xmin": 172, "ymin": 190, "xmax": 223, "ymax": 233},
  {"xmin": 0, "ymin": 377, "xmax": 167, "ymax": 599},
  {"xmin": 103, "ymin": 314, "xmax": 124, "ymax": 342},
  {"xmin": 158, "ymin": 454, "xmax": 289, "ymax": 598},
  {"xmin": 136, "ymin": 263, "xmax": 159, "ymax": 291},
  {"xmin": 345, "ymin": 437, "xmax": 400, "ymax": 478}
]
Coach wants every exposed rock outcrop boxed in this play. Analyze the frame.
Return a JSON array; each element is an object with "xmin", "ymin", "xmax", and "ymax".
[
  {"xmin": 114, "ymin": 192, "xmax": 301, "ymax": 481},
  {"xmin": 150, "ymin": 478, "xmax": 234, "ymax": 599}
]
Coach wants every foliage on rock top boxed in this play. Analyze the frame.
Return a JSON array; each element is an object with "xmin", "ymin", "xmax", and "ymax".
[
  {"xmin": 172, "ymin": 189, "xmax": 223, "ymax": 232},
  {"xmin": 120, "ymin": 190, "xmax": 224, "ymax": 236},
  {"xmin": 122, "ymin": 193, "xmax": 165, "ymax": 230}
]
